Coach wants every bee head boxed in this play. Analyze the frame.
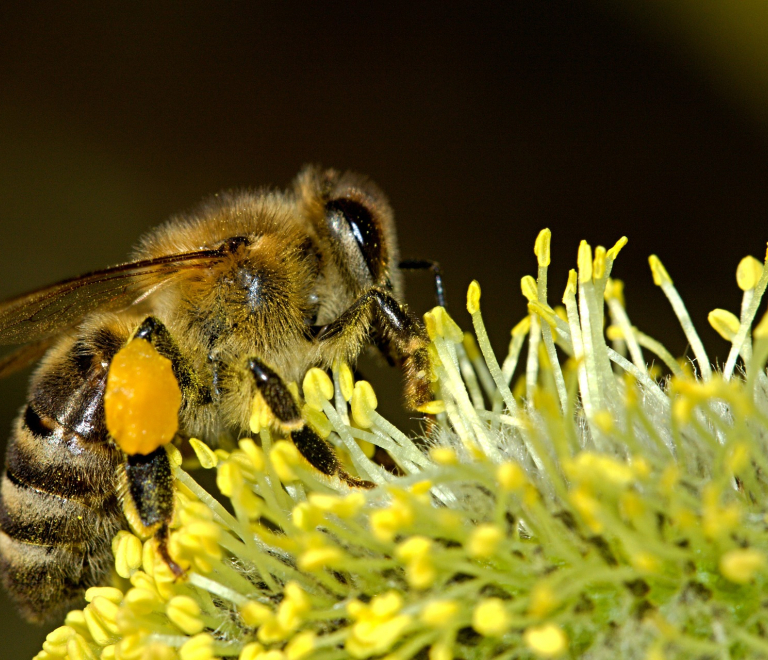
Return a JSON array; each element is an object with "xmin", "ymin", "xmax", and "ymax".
[{"xmin": 296, "ymin": 166, "xmax": 403, "ymax": 300}]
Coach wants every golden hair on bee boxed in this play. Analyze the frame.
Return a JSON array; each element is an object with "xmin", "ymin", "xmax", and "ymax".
[{"xmin": 0, "ymin": 165, "xmax": 441, "ymax": 622}]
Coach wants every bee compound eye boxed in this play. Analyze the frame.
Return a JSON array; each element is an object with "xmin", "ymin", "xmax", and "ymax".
[{"xmin": 325, "ymin": 198, "xmax": 383, "ymax": 282}]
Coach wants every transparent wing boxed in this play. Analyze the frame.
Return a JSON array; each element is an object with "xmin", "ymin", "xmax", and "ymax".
[
  {"xmin": 0, "ymin": 249, "xmax": 224, "ymax": 345},
  {"xmin": 0, "ymin": 338, "xmax": 57, "ymax": 378}
]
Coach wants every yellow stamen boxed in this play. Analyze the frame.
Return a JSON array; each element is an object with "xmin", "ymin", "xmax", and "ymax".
[
  {"xmin": 737, "ymin": 255, "xmax": 763, "ymax": 291},
  {"xmin": 534, "ymin": 228, "xmax": 551, "ymax": 267},
  {"xmin": 167, "ymin": 595, "xmax": 204, "ymax": 635},
  {"xmin": 472, "ymin": 598, "xmax": 510, "ymax": 637},
  {"xmin": 648, "ymin": 254, "xmax": 672, "ymax": 286},
  {"xmin": 303, "ymin": 368, "xmax": 334, "ymax": 412},
  {"xmin": 351, "ymin": 380, "xmax": 378, "ymax": 428},
  {"xmin": 524, "ymin": 623, "xmax": 568, "ymax": 657},
  {"xmin": 521, "ymin": 275, "xmax": 538, "ymax": 302},
  {"xmin": 338, "ymin": 362, "xmax": 355, "ymax": 401},
  {"xmin": 577, "ymin": 241, "xmax": 593, "ymax": 283},
  {"xmin": 708, "ymin": 308, "xmax": 741, "ymax": 341},
  {"xmin": 720, "ymin": 548, "xmax": 765, "ymax": 584},
  {"xmin": 190, "ymin": 438, "xmax": 218, "ymax": 469},
  {"xmin": 467, "ymin": 280, "xmax": 482, "ymax": 314}
]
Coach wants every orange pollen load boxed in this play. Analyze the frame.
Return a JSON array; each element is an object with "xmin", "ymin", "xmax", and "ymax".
[{"xmin": 104, "ymin": 338, "xmax": 182, "ymax": 456}]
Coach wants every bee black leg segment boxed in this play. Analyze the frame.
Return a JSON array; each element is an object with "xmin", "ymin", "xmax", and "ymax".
[
  {"xmin": 124, "ymin": 446, "xmax": 174, "ymax": 529},
  {"xmin": 291, "ymin": 426, "xmax": 374, "ymax": 489},
  {"xmin": 398, "ymin": 259, "xmax": 446, "ymax": 308},
  {"xmin": 131, "ymin": 316, "xmax": 212, "ymax": 406},
  {"xmin": 247, "ymin": 358, "xmax": 374, "ymax": 488},
  {"xmin": 122, "ymin": 445, "xmax": 183, "ymax": 574},
  {"xmin": 247, "ymin": 357, "xmax": 303, "ymax": 428},
  {"xmin": 155, "ymin": 525, "xmax": 185, "ymax": 578},
  {"xmin": 123, "ymin": 446, "xmax": 175, "ymax": 538}
]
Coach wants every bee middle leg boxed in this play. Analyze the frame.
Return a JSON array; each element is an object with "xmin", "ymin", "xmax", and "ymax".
[{"xmin": 247, "ymin": 357, "xmax": 374, "ymax": 489}]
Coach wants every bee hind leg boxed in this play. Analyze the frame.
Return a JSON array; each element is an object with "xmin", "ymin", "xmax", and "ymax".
[
  {"xmin": 115, "ymin": 317, "xmax": 209, "ymax": 577},
  {"xmin": 121, "ymin": 447, "xmax": 184, "ymax": 576},
  {"xmin": 247, "ymin": 357, "xmax": 374, "ymax": 489},
  {"xmin": 132, "ymin": 316, "xmax": 212, "ymax": 406}
]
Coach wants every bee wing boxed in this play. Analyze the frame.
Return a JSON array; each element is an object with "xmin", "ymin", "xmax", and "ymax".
[
  {"xmin": 0, "ymin": 338, "xmax": 58, "ymax": 378},
  {"xmin": 0, "ymin": 249, "xmax": 224, "ymax": 345}
]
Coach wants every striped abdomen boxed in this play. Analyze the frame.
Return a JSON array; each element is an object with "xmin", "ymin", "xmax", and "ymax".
[{"xmin": 0, "ymin": 333, "xmax": 125, "ymax": 623}]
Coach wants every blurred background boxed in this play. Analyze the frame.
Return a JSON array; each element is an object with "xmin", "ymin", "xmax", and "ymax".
[{"xmin": 2, "ymin": 1, "xmax": 768, "ymax": 655}]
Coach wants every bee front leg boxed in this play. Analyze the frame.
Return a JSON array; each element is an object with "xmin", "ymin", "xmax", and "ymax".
[
  {"xmin": 313, "ymin": 287, "xmax": 433, "ymax": 411},
  {"xmin": 247, "ymin": 357, "xmax": 374, "ymax": 489},
  {"xmin": 398, "ymin": 259, "xmax": 446, "ymax": 308}
]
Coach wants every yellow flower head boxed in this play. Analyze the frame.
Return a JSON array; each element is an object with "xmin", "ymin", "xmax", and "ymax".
[{"xmin": 34, "ymin": 231, "xmax": 768, "ymax": 660}]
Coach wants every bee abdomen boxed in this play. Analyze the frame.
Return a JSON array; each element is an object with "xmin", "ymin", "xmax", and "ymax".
[
  {"xmin": 0, "ymin": 530, "xmax": 116, "ymax": 623},
  {"xmin": 6, "ymin": 405, "xmax": 119, "ymax": 501},
  {"xmin": 1, "ymin": 453, "xmax": 120, "ymax": 547},
  {"xmin": 0, "ymin": 333, "xmax": 126, "ymax": 622}
]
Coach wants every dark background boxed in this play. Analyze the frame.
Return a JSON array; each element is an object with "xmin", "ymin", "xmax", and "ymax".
[{"xmin": 2, "ymin": 2, "xmax": 768, "ymax": 656}]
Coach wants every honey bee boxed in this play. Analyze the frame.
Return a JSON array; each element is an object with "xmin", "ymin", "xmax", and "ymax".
[{"xmin": 0, "ymin": 166, "xmax": 443, "ymax": 623}]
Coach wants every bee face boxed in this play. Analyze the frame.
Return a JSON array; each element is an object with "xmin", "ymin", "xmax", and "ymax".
[
  {"xmin": 0, "ymin": 165, "xmax": 436, "ymax": 622},
  {"xmin": 297, "ymin": 167, "xmax": 403, "ymax": 302}
]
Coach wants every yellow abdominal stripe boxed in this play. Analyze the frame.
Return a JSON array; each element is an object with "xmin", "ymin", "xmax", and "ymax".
[
  {"xmin": 34, "ymin": 231, "xmax": 768, "ymax": 660},
  {"xmin": 104, "ymin": 338, "xmax": 181, "ymax": 456}
]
